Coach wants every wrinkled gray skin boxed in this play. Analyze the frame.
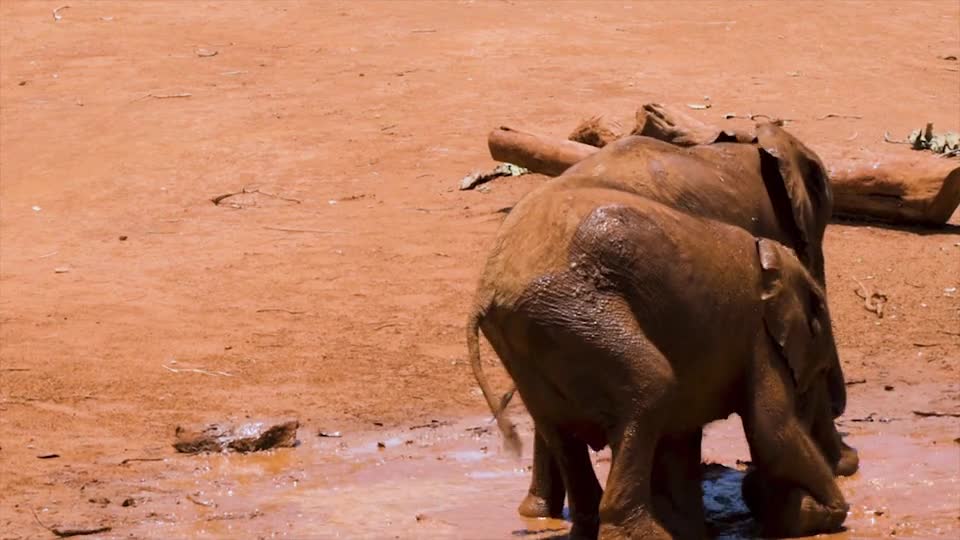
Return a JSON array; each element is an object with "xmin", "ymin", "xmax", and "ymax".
[
  {"xmin": 510, "ymin": 124, "xmax": 858, "ymax": 523},
  {"xmin": 467, "ymin": 189, "xmax": 849, "ymax": 538}
]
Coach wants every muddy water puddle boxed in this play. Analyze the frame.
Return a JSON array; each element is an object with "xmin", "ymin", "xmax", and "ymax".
[{"xmin": 125, "ymin": 416, "xmax": 958, "ymax": 539}]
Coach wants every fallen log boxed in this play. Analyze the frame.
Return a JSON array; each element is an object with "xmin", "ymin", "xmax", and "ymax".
[
  {"xmin": 488, "ymin": 126, "xmax": 597, "ymax": 177},
  {"xmin": 827, "ymin": 152, "xmax": 960, "ymax": 225},
  {"xmin": 485, "ymin": 126, "xmax": 960, "ymax": 226}
]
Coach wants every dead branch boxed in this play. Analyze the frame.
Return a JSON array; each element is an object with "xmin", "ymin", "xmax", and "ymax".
[
  {"xmin": 31, "ymin": 508, "xmax": 111, "ymax": 538},
  {"xmin": 255, "ymin": 308, "xmax": 306, "ymax": 315}
]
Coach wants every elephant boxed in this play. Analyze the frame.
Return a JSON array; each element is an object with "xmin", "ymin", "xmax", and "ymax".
[
  {"xmin": 467, "ymin": 187, "xmax": 849, "ymax": 538},
  {"xmin": 496, "ymin": 123, "xmax": 858, "ymax": 521}
]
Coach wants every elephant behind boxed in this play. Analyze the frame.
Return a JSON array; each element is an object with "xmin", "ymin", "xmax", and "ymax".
[{"xmin": 467, "ymin": 187, "xmax": 849, "ymax": 539}]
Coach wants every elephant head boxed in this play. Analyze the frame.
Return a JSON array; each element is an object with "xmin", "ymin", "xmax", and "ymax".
[
  {"xmin": 757, "ymin": 238, "xmax": 841, "ymax": 405},
  {"xmin": 756, "ymin": 126, "xmax": 844, "ymax": 417},
  {"xmin": 756, "ymin": 123, "xmax": 833, "ymax": 284}
]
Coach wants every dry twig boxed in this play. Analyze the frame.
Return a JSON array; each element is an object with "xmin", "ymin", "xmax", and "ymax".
[
  {"xmin": 263, "ymin": 226, "xmax": 346, "ymax": 234},
  {"xmin": 52, "ymin": 5, "xmax": 69, "ymax": 21},
  {"xmin": 31, "ymin": 508, "xmax": 111, "ymax": 538},
  {"xmin": 913, "ymin": 410, "xmax": 960, "ymax": 418},
  {"xmin": 211, "ymin": 187, "xmax": 301, "ymax": 206},
  {"xmin": 162, "ymin": 365, "xmax": 233, "ymax": 377},
  {"xmin": 883, "ymin": 132, "xmax": 910, "ymax": 145},
  {"xmin": 816, "ymin": 113, "xmax": 863, "ymax": 120},
  {"xmin": 853, "ymin": 278, "xmax": 888, "ymax": 318},
  {"xmin": 187, "ymin": 494, "xmax": 215, "ymax": 507},
  {"xmin": 148, "ymin": 93, "xmax": 192, "ymax": 99}
]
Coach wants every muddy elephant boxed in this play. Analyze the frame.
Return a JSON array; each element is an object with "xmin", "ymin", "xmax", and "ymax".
[
  {"xmin": 467, "ymin": 188, "xmax": 849, "ymax": 538},
  {"xmin": 499, "ymin": 123, "xmax": 857, "ymax": 521}
]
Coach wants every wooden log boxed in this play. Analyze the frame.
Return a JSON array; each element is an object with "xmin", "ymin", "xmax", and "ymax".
[
  {"xmin": 487, "ymin": 126, "xmax": 597, "ymax": 177},
  {"xmin": 828, "ymin": 153, "xmax": 960, "ymax": 225},
  {"xmin": 485, "ymin": 125, "xmax": 960, "ymax": 225}
]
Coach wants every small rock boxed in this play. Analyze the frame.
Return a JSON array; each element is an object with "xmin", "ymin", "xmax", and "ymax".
[
  {"xmin": 884, "ymin": 385, "xmax": 894, "ymax": 391},
  {"xmin": 19, "ymin": 80, "xmax": 27, "ymax": 86},
  {"xmin": 122, "ymin": 497, "xmax": 137, "ymax": 507},
  {"xmin": 118, "ymin": 235, "xmax": 128, "ymax": 241},
  {"xmin": 377, "ymin": 442, "xmax": 386, "ymax": 450},
  {"xmin": 88, "ymin": 497, "xmax": 111, "ymax": 506},
  {"xmin": 415, "ymin": 513, "xmax": 426, "ymax": 522}
]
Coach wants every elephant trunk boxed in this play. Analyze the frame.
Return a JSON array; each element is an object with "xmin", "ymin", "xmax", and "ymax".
[
  {"xmin": 825, "ymin": 338, "xmax": 846, "ymax": 418},
  {"xmin": 467, "ymin": 305, "xmax": 522, "ymax": 457}
]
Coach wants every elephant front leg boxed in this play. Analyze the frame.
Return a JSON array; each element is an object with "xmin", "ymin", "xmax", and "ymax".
[
  {"xmin": 741, "ymin": 469, "xmax": 849, "ymax": 538},
  {"xmin": 741, "ymin": 360, "xmax": 849, "ymax": 536},
  {"xmin": 518, "ymin": 430, "xmax": 566, "ymax": 518}
]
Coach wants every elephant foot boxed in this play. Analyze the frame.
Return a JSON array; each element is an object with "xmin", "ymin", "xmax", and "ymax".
[
  {"xmin": 835, "ymin": 440, "xmax": 860, "ymax": 477},
  {"xmin": 517, "ymin": 492, "xmax": 564, "ymax": 519},
  {"xmin": 743, "ymin": 471, "xmax": 848, "ymax": 537},
  {"xmin": 598, "ymin": 520, "xmax": 671, "ymax": 540}
]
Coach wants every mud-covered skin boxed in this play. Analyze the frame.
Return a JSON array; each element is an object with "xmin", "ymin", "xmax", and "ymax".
[
  {"xmin": 514, "ymin": 123, "xmax": 857, "ymax": 521},
  {"xmin": 468, "ymin": 189, "xmax": 848, "ymax": 538}
]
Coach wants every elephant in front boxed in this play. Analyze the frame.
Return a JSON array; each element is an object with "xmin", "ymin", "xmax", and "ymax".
[
  {"xmin": 467, "ymin": 187, "xmax": 849, "ymax": 538},
  {"xmin": 499, "ymin": 123, "xmax": 857, "ymax": 521}
]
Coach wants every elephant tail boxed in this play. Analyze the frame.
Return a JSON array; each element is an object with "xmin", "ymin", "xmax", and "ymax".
[{"xmin": 467, "ymin": 304, "xmax": 522, "ymax": 458}]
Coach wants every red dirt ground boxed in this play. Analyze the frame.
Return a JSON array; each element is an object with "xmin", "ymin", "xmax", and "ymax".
[{"xmin": 1, "ymin": 1, "xmax": 957, "ymax": 538}]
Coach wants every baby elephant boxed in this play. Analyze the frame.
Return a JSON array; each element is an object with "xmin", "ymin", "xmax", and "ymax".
[{"xmin": 467, "ymin": 187, "xmax": 849, "ymax": 538}]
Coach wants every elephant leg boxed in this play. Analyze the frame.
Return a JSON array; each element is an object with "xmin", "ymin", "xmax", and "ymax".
[
  {"xmin": 742, "ymin": 470, "xmax": 848, "ymax": 538},
  {"xmin": 599, "ymin": 422, "xmax": 671, "ymax": 540},
  {"xmin": 741, "ymin": 355, "xmax": 848, "ymax": 536},
  {"xmin": 651, "ymin": 429, "xmax": 706, "ymax": 539},
  {"xmin": 518, "ymin": 430, "xmax": 566, "ymax": 518},
  {"xmin": 536, "ymin": 425, "xmax": 603, "ymax": 539}
]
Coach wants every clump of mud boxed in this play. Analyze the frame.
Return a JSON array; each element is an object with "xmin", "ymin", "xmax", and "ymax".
[{"xmin": 173, "ymin": 420, "xmax": 299, "ymax": 454}]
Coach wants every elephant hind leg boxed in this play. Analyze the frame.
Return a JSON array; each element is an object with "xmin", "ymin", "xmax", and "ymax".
[
  {"xmin": 517, "ymin": 432, "xmax": 566, "ymax": 518},
  {"xmin": 535, "ymin": 425, "xmax": 604, "ymax": 538}
]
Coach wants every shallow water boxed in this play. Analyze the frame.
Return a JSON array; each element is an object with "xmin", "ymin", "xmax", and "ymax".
[{"xmin": 117, "ymin": 412, "xmax": 960, "ymax": 539}]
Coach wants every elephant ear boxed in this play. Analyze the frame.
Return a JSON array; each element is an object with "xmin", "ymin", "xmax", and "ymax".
[
  {"xmin": 758, "ymin": 238, "xmax": 823, "ymax": 393},
  {"xmin": 756, "ymin": 123, "xmax": 832, "ymax": 274}
]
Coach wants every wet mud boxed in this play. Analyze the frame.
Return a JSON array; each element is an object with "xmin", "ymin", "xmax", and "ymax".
[{"xmin": 104, "ymin": 409, "xmax": 957, "ymax": 540}]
